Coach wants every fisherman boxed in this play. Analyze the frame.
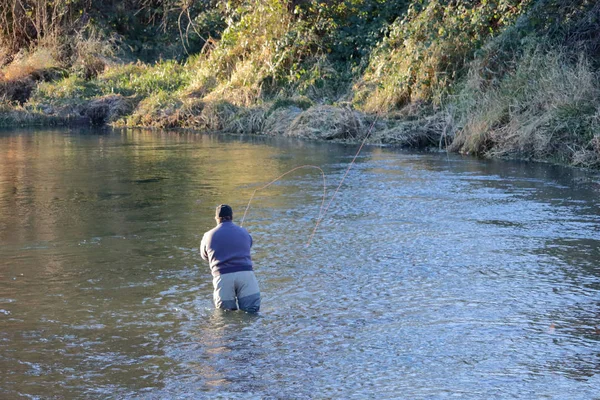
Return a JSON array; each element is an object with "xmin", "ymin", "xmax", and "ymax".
[{"xmin": 200, "ymin": 204, "xmax": 261, "ymax": 312}]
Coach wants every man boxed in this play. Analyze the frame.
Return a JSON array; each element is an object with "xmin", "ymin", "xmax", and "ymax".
[{"xmin": 200, "ymin": 204, "xmax": 261, "ymax": 312}]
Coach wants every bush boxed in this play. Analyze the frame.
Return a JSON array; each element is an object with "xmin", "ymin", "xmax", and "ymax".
[
  {"xmin": 355, "ymin": 0, "xmax": 532, "ymax": 112},
  {"xmin": 186, "ymin": 0, "xmax": 355, "ymax": 105}
]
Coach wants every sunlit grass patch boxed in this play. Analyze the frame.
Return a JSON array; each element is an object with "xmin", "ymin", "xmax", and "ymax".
[
  {"xmin": 122, "ymin": 90, "xmax": 184, "ymax": 128},
  {"xmin": 34, "ymin": 75, "xmax": 99, "ymax": 103},
  {"xmin": 451, "ymin": 47, "xmax": 600, "ymax": 165},
  {"xmin": 0, "ymin": 48, "xmax": 59, "ymax": 82},
  {"xmin": 98, "ymin": 60, "xmax": 191, "ymax": 97},
  {"xmin": 354, "ymin": 0, "xmax": 531, "ymax": 113}
]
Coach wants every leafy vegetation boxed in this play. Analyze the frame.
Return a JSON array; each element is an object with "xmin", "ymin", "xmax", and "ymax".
[
  {"xmin": 355, "ymin": 0, "xmax": 532, "ymax": 111},
  {"xmin": 1, "ymin": 0, "xmax": 600, "ymax": 167}
]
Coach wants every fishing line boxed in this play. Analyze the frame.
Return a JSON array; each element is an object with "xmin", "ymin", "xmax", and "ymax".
[
  {"xmin": 240, "ymin": 165, "xmax": 327, "ymax": 228},
  {"xmin": 241, "ymin": 113, "xmax": 379, "ymax": 247},
  {"xmin": 306, "ymin": 113, "xmax": 378, "ymax": 246}
]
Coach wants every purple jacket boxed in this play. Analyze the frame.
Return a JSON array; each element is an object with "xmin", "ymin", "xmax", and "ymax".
[{"xmin": 200, "ymin": 221, "xmax": 253, "ymax": 276}]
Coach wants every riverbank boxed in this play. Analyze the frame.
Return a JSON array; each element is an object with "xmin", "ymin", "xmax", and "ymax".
[
  {"xmin": 0, "ymin": 93, "xmax": 449, "ymax": 149},
  {"xmin": 1, "ymin": 0, "xmax": 599, "ymax": 168}
]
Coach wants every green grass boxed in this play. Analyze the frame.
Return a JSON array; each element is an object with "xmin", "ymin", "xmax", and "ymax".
[
  {"xmin": 34, "ymin": 75, "xmax": 99, "ymax": 102},
  {"xmin": 98, "ymin": 61, "xmax": 191, "ymax": 97}
]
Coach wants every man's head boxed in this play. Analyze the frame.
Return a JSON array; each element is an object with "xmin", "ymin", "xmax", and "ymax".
[{"xmin": 215, "ymin": 204, "xmax": 233, "ymax": 224}]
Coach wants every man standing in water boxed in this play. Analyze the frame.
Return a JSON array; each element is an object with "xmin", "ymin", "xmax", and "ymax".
[{"xmin": 200, "ymin": 204, "xmax": 261, "ymax": 312}]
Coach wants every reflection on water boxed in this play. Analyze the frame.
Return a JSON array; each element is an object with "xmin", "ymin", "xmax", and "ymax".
[{"xmin": 1, "ymin": 128, "xmax": 599, "ymax": 398}]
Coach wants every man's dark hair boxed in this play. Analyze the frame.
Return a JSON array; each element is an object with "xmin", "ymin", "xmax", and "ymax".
[{"xmin": 215, "ymin": 204, "xmax": 233, "ymax": 223}]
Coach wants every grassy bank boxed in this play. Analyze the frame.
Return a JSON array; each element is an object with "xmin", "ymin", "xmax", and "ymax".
[{"xmin": 1, "ymin": 0, "xmax": 599, "ymax": 167}]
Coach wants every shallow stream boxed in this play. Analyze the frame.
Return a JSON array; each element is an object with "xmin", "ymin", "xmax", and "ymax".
[{"xmin": 1, "ymin": 128, "xmax": 599, "ymax": 398}]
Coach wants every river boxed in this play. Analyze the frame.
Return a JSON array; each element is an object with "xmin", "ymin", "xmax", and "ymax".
[{"xmin": 1, "ymin": 128, "xmax": 599, "ymax": 399}]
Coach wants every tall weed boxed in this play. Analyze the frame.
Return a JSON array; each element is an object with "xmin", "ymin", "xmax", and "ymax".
[
  {"xmin": 1, "ymin": 47, "xmax": 59, "ymax": 81},
  {"xmin": 451, "ymin": 47, "xmax": 600, "ymax": 165}
]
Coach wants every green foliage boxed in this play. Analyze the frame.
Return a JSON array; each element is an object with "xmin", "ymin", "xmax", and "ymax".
[
  {"xmin": 356, "ymin": 0, "xmax": 532, "ymax": 112},
  {"xmin": 293, "ymin": 0, "xmax": 409, "ymax": 63},
  {"xmin": 84, "ymin": 1, "xmax": 228, "ymax": 60},
  {"xmin": 518, "ymin": 0, "xmax": 600, "ymax": 52}
]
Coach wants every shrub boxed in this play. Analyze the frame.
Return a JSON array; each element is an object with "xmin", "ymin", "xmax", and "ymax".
[
  {"xmin": 355, "ymin": 0, "xmax": 532, "ymax": 112},
  {"xmin": 186, "ymin": 0, "xmax": 353, "ymax": 105}
]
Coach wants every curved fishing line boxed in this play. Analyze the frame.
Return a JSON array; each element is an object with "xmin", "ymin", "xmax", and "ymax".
[
  {"xmin": 305, "ymin": 114, "xmax": 379, "ymax": 247},
  {"xmin": 240, "ymin": 165, "xmax": 327, "ymax": 230},
  {"xmin": 240, "ymin": 113, "xmax": 379, "ymax": 247}
]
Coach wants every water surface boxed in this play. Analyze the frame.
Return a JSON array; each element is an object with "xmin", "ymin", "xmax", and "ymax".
[{"xmin": 1, "ymin": 128, "xmax": 599, "ymax": 398}]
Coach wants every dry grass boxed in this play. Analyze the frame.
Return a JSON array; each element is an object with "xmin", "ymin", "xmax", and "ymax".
[
  {"xmin": 1, "ymin": 48, "xmax": 59, "ymax": 82},
  {"xmin": 71, "ymin": 29, "xmax": 116, "ymax": 79},
  {"xmin": 263, "ymin": 106, "xmax": 303, "ymax": 136},
  {"xmin": 122, "ymin": 92, "xmax": 183, "ymax": 128},
  {"xmin": 184, "ymin": 68, "xmax": 218, "ymax": 99},
  {"xmin": 83, "ymin": 95, "xmax": 135, "ymax": 125},
  {"xmin": 226, "ymin": 106, "xmax": 267, "ymax": 134},
  {"xmin": 0, "ymin": 45, "xmax": 10, "ymax": 67},
  {"xmin": 184, "ymin": 0, "xmax": 293, "ymax": 105},
  {"xmin": 450, "ymin": 47, "xmax": 600, "ymax": 165},
  {"xmin": 188, "ymin": 100, "xmax": 239, "ymax": 132},
  {"xmin": 571, "ymin": 110, "xmax": 600, "ymax": 168},
  {"xmin": 0, "ymin": 98, "xmax": 83, "ymax": 127},
  {"xmin": 285, "ymin": 105, "xmax": 365, "ymax": 140},
  {"xmin": 373, "ymin": 111, "xmax": 454, "ymax": 148},
  {"xmin": 0, "ymin": 47, "xmax": 62, "ymax": 104}
]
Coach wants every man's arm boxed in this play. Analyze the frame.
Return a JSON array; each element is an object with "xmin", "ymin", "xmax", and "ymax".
[{"xmin": 200, "ymin": 234, "xmax": 208, "ymax": 261}]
